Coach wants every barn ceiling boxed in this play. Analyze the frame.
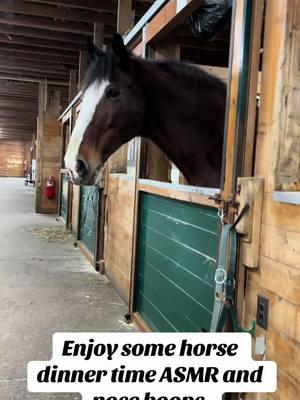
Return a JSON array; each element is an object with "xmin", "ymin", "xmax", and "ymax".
[
  {"xmin": 0, "ymin": 0, "xmax": 230, "ymax": 143},
  {"xmin": 0, "ymin": 0, "xmax": 155, "ymax": 142}
]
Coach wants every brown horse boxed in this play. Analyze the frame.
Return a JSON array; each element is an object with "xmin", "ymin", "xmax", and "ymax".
[{"xmin": 65, "ymin": 34, "xmax": 226, "ymax": 188}]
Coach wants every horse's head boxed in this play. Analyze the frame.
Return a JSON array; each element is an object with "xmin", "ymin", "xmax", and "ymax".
[{"xmin": 65, "ymin": 34, "xmax": 145, "ymax": 185}]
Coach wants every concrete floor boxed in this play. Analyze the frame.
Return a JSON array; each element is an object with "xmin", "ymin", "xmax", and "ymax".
[{"xmin": 0, "ymin": 178, "xmax": 134, "ymax": 400}]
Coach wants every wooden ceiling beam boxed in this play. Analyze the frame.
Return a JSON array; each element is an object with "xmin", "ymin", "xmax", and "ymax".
[
  {"xmin": 0, "ymin": 23, "xmax": 86, "ymax": 44},
  {"xmin": 3, "ymin": 125, "xmax": 36, "ymax": 133},
  {"xmin": 0, "ymin": 120, "xmax": 35, "ymax": 126},
  {"xmin": 0, "ymin": 52, "xmax": 78, "ymax": 66},
  {"xmin": 0, "ymin": 80, "xmax": 38, "ymax": 89},
  {"xmin": 0, "ymin": 97, "xmax": 37, "ymax": 104},
  {"xmin": 0, "ymin": 113, "xmax": 36, "ymax": 119},
  {"xmin": 0, "ymin": 133, "xmax": 34, "ymax": 139},
  {"xmin": 0, "ymin": 13, "xmax": 93, "ymax": 34},
  {"xmin": 0, "ymin": 124, "xmax": 35, "ymax": 130},
  {"xmin": 0, "ymin": 137, "xmax": 33, "ymax": 142},
  {"xmin": 0, "ymin": 33, "xmax": 85, "ymax": 51},
  {"xmin": 0, "ymin": 74, "xmax": 69, "ymax": 85},
  {"xmin": 0, "ymin": 129, "xmax": 34, "ymax": 135},
  {"xmin": 0, "ymin": 129, "xmax": 34, "ymax": 134},
  {"xmin": 0, "ymin": 109, "xmax": 37, "ymax": 118},
  {"xmin": 0, "ymin": 101, "xmax": 37, "ymax": 111},
  {"xmin": 0, "ymin": 135, "xmax": 32, "ymax": 139},
  {"xmin": 0, "ymin": 1, "xmax": 114, "ymax": 24},
  {"xmin": 0, "ymin": 43, "xmax": 78, "ymax": 59},
  {"xmin": 0, "ymin": 89, "xmax": 38, "ymax": 96},
  {"xmin": 0, "ymin": 91, "xmax": 37, "ymax": 99},
  {"xmin": 0, "ymin": 86, "xmax": 38, "ymax": 93},
  {"xmin": 0, "ymin": 126, "xmax": 34, "ymax": 134},
  {"xmin": 0, "ymin": 74, "xmax": 68, "ymax": 85},
  {"xmin": 0, "ymin": 128, "xmax": 34, "ymax": 135},
  {"xmin": 0, "ymin": 61, "xmax": 69, "ymax": 80},
  {"xmin": 0, "ymin": 120, "xmax": 36, "ymax": 127},
  {"xmin": 0, "ymin": 59, "xmax": 70, "ymax": 75},
  {"xmin": 26, "ymin": 0, "xmax": 151, "ymax": 17},
  {"xmin": 26, "ymin": 0, "xmax": 116, "ymax": 13}
]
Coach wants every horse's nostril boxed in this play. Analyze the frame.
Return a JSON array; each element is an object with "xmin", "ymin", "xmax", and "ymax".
[{"xmin": 75, "ymin": 159, "xmax": 88, "ymax": 178}]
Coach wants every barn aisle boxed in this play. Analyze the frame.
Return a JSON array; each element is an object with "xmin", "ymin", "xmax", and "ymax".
[{"xmin": 0, "ymin": 177, "xmax": 134, "ymax": 400}]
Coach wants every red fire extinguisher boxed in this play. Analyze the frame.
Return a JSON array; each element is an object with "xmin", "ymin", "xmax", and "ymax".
[{"xmin": 46, "ymin": 176, "xmax": 55, "ymax": 199}]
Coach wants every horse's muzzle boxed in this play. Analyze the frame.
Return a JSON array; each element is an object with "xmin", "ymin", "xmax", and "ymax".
[{"xmin": 67, "ymin": 167, "xmax": 101, "ymax": 187}]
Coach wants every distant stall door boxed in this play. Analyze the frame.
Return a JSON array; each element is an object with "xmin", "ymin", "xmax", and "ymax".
[
  {"xmin": 59, "ymin": 173, "xmax": 69, "ymax": 223},
  {"xmin": 78, "ymin": 186, "xmax": 100, "ymax": 256}
]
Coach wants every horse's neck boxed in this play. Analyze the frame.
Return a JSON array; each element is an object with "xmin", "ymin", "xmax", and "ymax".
[{"xmin": 133, "ymin": 58, "xmax": 226, "ymax": 187}]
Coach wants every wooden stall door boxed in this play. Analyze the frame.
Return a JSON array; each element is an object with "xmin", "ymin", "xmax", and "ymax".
[{"xmin": 135, "ymin": 193, "xmax": 219, "ymax": 332}]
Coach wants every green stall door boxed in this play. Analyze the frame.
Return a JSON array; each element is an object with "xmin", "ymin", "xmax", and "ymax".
[
  {"xmin": 59, "ymin": 173, "xmax": 68, "ymax": 223},
  {"xmin": 79, "ymin": 186, "xmax": 100, "ymax": 256},
  {"xmin": 135, "ymin": 193, "xmax": 219, "ymax": 332}
]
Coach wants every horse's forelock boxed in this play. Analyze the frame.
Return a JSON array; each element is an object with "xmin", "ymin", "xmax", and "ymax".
[{"xmin": 84, "ymin": 52, "xmax": 113, "ymax": 92}]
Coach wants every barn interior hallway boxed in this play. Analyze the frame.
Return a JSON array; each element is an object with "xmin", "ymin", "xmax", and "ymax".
[{"xmin": 0, "ymin": 177, "xmax": 134, "ymax": 400}]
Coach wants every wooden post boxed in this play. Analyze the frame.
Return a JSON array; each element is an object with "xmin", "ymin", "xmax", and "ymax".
[
  {"xmin": 243, "ymin": 0, "xmax": 264, "ymax": 177},
  {"xmin": 78, "ymin": 51, "xmax": 88, "ymax": 90},
  {"xmin": 117, "ymin": 0, "xmax": 133, "ymax": 35},
  {"xmin": 94, "ymin": 23, "xmax": 104, "ymax": 48},
  {"xmin": 69, "ymin": 69, "xmax": 77, "ymax": 103},
  {"xmin": 38, "ymin": 80, "xmax": 46, "ymax": 118},
  {"xmin": 35, "ymin": 80, "xmax": 47, "ymax": 213},
  {"xmin": 108, "ymin": 1, "xmax": 133, "ymax": 174}
]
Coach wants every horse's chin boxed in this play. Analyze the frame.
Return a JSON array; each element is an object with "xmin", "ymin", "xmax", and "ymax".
[
  {"xmin": 67, "ymin": 169, "xmax": 102, "ymax": 187},
  {"xmin": 67, "ymin": 162, "xmax": 105, "ymax": 186}
]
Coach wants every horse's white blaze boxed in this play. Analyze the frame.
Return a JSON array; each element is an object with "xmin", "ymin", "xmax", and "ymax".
[{"xmin": 64, "ymin": 80, "xmax": 109, "ymax": 174}]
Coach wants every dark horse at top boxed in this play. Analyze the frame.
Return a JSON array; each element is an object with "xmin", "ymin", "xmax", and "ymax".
[{"xmin": 65, "ymin": 34, "xmax": 226, "ymax": 188}]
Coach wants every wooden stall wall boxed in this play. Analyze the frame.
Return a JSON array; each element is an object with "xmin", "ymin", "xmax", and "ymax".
[
  {"xmin": 0, "ymin": 140, "xmax": 30, "ymax": 177},
  {"xmin": 244, "ymin": 1, "xmax": 300, "ymax": 398},
  {"xmin": 273, "ymin": 0, "xmax": 300, "ymax": 191},
  {"xmin": 35, "ymin": 117, "xmax": 61, "ymax": 214},
  {"xmin": 104, "ymin": 175, "xmax": 135, "ymax": 304},
  {"xmin": 71, "ymin": 185, "xmax": 80, "ymax": 235}
]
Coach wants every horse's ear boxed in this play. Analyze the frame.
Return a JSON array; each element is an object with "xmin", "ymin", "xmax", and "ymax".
[
  {"xmin": 86, "ymin": 36, "xmax": 105, "ymax": 62},
  {"xmin": 112, "ymin": 33, "xmax": 131, "ymax": 72}
]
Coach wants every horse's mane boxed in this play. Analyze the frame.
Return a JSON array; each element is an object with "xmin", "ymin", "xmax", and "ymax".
[
  {"xmin": 83, "ymin": 51, "xmax": 226, "ymax": 96},
  {"xmin": 148, "ymin": 59, "xmax": 227, "ymax": 93}
]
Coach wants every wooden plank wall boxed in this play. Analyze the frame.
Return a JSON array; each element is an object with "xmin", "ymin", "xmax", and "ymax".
[
  {"xmin": 244, "ymin": 1, "xmax": 300, "ymax": 398},
  {"xmin": 0, "ymin": 140, "xmax": 30, "ymax": 177},
  {"xmin": 104, "ymin": 175, "xmax": 135, "ymax": 303},
  {"xmin": 274, "ymin": 0, "xmax": 300, "ymax": 190},
  {"xmin": 35, "ymin": 117, "xmax": 62, "ymax": 213}
]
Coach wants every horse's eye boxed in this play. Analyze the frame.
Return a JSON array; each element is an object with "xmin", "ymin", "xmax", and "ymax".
[{"xmin": 105, "ymin": 86, "xmax": 120, "ymax": 99}]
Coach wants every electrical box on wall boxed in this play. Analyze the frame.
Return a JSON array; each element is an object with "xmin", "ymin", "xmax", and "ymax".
[{"xmin": 257, "ymin": 295, "xmax": 269, "ymax": 330}]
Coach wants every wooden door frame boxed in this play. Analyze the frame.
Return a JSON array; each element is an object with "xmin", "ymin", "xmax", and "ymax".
[
  {"xmin": 58, "ymin": 109, "xmax": 72, "ymax": 227},
  {"xmin": 220, "ymin": 0, "xmax": 264, "ymax": 328}
]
